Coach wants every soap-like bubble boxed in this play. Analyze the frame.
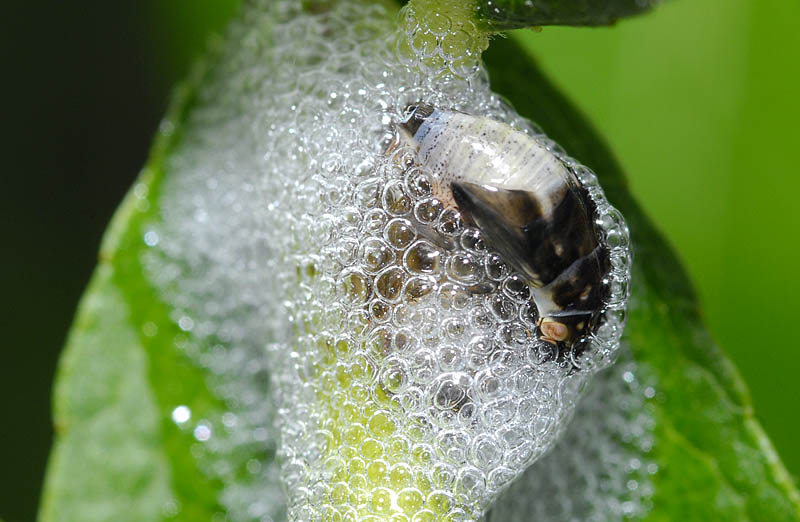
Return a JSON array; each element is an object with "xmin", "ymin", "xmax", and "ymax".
[{"xmin": 142, "ymin": 0, "xmax": 644, "ymax": 520}]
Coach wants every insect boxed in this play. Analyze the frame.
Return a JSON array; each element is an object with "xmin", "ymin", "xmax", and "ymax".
[{"xmin": 393, "ymin": 103, "xmax": 611, "ymax": 349}]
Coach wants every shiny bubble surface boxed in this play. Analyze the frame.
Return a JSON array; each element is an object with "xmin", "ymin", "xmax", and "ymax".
[{"xmin": 143, "ymin": 1, "xmax": 641, "ymax": 521}]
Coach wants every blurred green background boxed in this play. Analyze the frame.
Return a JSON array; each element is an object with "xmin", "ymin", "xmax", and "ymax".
[{"xmin": 1, "ymin": 0, "xmax": 797, "ymax": 520}]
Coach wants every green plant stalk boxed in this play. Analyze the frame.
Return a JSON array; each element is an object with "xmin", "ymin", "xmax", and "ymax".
[{"xmin": 474, "ymin": 0, "xmax": 657, "ymax": 29}]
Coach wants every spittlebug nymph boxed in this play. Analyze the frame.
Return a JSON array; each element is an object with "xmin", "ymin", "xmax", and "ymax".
[{"xmin": 394, "ymin": 103, "xmax": 611, "ymax": 349}]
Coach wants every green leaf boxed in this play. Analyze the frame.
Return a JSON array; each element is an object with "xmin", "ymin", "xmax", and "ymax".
[
  {"xmin": 39, "ymin": 1, "xmax": 800, "ymax": 521},
  {"xmin": 39, "ymin": 67, "xmax": 236, "ymax": 522},
  {"xmin": 473, "ymin": 0, "xmax": 657, "ymax": 29}
]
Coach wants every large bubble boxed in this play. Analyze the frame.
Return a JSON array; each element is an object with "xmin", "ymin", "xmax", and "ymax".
[{"xmin": 142, "ymin": 1, "xmax": 642, "ymax": 521}]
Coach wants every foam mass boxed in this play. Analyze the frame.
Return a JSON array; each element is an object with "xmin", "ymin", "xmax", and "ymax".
[{"xmin": 142, "ymin": 0, "xmax": 648, "ymax": 520}]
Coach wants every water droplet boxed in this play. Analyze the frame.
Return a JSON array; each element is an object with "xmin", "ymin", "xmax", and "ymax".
[{"xmin": 171, "ymin": 405, "xmax": 191, "ymax": 425}]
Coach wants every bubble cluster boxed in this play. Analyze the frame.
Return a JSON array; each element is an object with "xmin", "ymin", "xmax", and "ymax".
[
  {"xmin": 395, "ymin": 0, "xmax": 489, "ymax": 80},
  {"xmin": 141, "ymin": 0, "xmax": 643, "ymax": 521},
  {"xmin": 486, "ymin": 351, "xmax": 657, "ymax": 522}
]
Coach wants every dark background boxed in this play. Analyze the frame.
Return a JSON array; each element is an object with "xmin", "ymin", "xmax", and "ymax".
[
  {"xmin": 1, "ymin": 2, "xmax": 236, "ymax": 520},
  {"xmin": 2, "ymin": 1, "xmax": 798, "ymax": 520}
]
